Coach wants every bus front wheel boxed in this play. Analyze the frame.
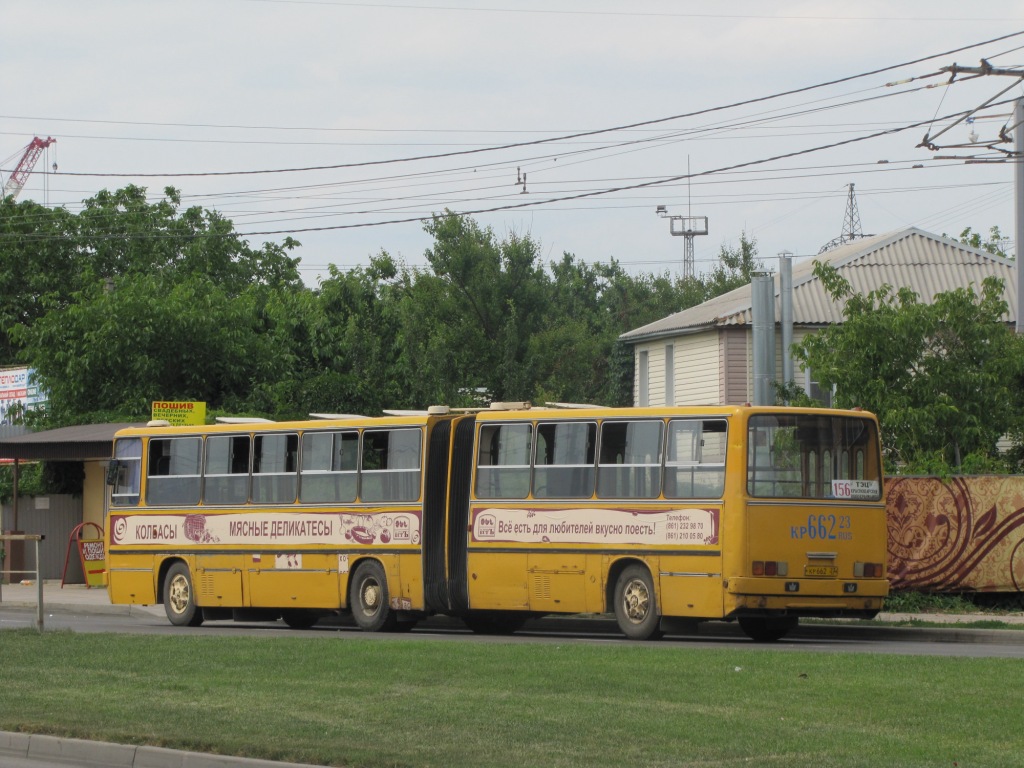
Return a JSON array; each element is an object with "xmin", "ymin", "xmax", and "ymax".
[
  {"xmin": 613, "ymin": 565, "xmax": 663, "ymax": 640},
  {"xmin": 350, "ymin": 561, "xmax": 397, "ymax": 632},
  {"xmin": 163, "ymin": 562, "xmax": 203, "ymax": 627}
]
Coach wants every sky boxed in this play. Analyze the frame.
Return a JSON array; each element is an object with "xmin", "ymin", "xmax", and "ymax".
[{"xmin": 5, "ymin": 0, "xmax": 1024, "ymax": 286}]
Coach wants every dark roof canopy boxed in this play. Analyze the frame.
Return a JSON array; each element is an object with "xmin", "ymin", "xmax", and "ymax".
[{"xmin": 0, "ymin": 423, "xmax": 145, "ymax": 461}]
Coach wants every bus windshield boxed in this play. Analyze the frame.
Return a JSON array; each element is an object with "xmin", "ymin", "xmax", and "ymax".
[{"xmin": 747, "ymin": 413, "xmax": 881, "ymax": 501}]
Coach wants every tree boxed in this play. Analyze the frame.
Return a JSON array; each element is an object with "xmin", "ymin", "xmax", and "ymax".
[
  {"xmin": 7, "ymin": 191, "xmax": 778, "ymax": 424},
  {"xmin": 0, "ymin": 198, "xmax": 82, "ymax": 361},
  {"xmin": 13, "ymin": 274, "xmax": 285, "ymax": 423},
  {"xmin": 794, "ymin": 261, "xmax": 1024, "ymax": 471},
  {"xmin": 948, "ymin": 226, "xmax": 1012, "ymax": 260},
  {"xmin": 397, "ymin": 213, "xmax": 550, "ymax": 405},
  {"xmin": 282, "ymin": 254, "xmax": 408, "ymax": 417},
  {"xmin": 6, "ymin": 186, "xmax": 304, "ymax": 424},
  {"xmin": 704, "ymin": 231, "xmax": 763, "ymax": 295}
]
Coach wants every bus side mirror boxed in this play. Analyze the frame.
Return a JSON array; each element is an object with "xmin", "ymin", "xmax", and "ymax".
[{"xmin": 105, "ymin": 461, "xmax": 122, "ymax": 486}]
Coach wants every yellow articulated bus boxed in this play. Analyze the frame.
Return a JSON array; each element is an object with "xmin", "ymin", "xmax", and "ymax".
[{"xmin": 105, "ymin": 404, "xmax": 888, "ymax": 641}]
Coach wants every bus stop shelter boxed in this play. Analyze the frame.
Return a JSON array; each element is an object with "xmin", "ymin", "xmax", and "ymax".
[{"xmin": 0, "ymin": 423, "xmax": 143, "ymax": 580}]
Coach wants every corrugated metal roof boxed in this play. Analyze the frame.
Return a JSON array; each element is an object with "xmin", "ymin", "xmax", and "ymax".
[
  {"xmin": 0, "ymin": 425, "xmax": 29, "ymax": 441},
  {"xmin": 0, "ymin": 423, "xmax": 146, "ymax": 461},
  {"xmin": 620, "ymin": 228, "xmax": 1018, "ymax": 342}
]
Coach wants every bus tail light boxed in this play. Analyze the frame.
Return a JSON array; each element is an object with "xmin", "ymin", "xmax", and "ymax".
[
  {"xmin": 752, "ymin": 560, "xmax": 788, "ymax": 577},
  {"xmin": 854, "ymin": 562, "xmax": 884, "ymax": 578}
]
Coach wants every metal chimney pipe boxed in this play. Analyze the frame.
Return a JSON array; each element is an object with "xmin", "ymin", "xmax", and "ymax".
[
  {"xmin": 751, "ymin": 273, "xmax": 775, "ymax": 405},
  {"xmin": 780, "ymin": 252, "xmax": 794, "ymax": 390}
]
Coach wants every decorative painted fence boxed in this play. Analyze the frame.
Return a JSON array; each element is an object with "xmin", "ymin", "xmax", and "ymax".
[{"xmin": 886, "ymin": 476, "xmax": 1024, "ymax": 593}]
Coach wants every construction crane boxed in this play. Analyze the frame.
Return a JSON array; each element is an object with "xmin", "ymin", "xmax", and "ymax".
[{"xmin": 2, "ymin": 136, "xmax": 56, "ymax": 201}]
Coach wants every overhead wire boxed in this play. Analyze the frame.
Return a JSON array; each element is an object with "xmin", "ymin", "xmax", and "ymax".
[
  {"xmin": 231, "ymin": 0, "xmax": 1024, "ymax": 24},
  {"xmin": 0, "ymin": 62, "xmax": 980, "ymax": 232},
  {"xmin": 9, "ymin": 28, "xmax": 1023, "ymax": 181},
  {"xmin": 3, "ymin": 33, "xmax": 1019, "ymax": 252},
  {"xmin": 3, "ymin": 101, "xmax": 1008, "ymax": 244},
  {"xmin": 228, "ymin": 102, "xmax": 1018, "ymax": 236},
  {"xmin": 0, "ymin": 78, "xmax": 971, "ymax": 231}
]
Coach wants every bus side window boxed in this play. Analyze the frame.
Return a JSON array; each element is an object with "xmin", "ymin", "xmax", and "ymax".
[
  {"xmin": 204, "ymin": 435, "xmax": 251, "ymax": 505},
  {"xmin": 533, "ymin": 422, "xmax": 596, "ymax": 499},
  {"xmin": 360, "ymin": 428, "xmax": 422, "ymax": 502},
  {"xmin": 146, "ymin": 437, "xmax": 201, "ymax": 506},
  {"xmin": 597, "ymin": 420, "xmax": 662, "ymax": 499},
  {"xmin": 300, "ymin": 431, "xmax": 357, "ymax": 503},
  {"xmin": 665, "ymin": 419, "xmax": 726, "ymax": 499},
  {"xmin": 110, "ymin": 438, "xmax": 142, "ymax": 506},
  {"xmin": 475, "ymin": 423, "xmax": 531, "ymax": 499},
  {"xmin": 253, "ymin": 433, "xmax": 298, "ymax": 504}
]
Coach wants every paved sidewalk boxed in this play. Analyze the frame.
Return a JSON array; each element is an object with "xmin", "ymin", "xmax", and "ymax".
[
  {"xmin": 0, "ymin": 731, "xmax": 325, "ymax": 768},
  {"xmin": 0, "ymin": 580, "xmax": 163, "ymax": 616}
]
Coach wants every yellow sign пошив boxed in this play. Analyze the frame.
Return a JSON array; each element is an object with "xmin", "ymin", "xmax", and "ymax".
[{"xmin": 151, "ymin": 401, "xmax": 206, "ymax": 426}]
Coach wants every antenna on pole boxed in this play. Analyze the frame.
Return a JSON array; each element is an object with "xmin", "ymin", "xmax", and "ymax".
[
  {"xmin": 655, "ymin": 157, "xmax": 708, "ymax": 279},
  {"xmin": 655, "ymin": 207, "xmax": 708, "ymax": 279}
]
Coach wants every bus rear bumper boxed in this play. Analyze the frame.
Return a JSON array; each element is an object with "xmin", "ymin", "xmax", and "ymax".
[{"xmin": 726, "ymin": 576, "xmax": 888, "ymax": 618}]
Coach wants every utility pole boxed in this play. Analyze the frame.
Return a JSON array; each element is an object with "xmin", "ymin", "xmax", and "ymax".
[
  {"xmin": 1016, "ymin": 97, "xmax": 1023, "ymax": 334},
  {"xmin": 918, "ymin": 60, "xmax": 1023, "ymax": 333}
]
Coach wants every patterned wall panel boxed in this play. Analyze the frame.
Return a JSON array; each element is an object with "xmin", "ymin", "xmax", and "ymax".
[{"xmin": 886, "ymin": 476, "xmax": 1024, "ymax": 593}]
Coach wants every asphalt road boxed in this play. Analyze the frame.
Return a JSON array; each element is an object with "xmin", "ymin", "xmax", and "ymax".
[{"xmin": 2, "ymin": 603, "xmax": 1023, "ymax": 658}]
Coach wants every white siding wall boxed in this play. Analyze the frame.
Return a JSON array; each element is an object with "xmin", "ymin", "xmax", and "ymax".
[
  {"xmin": 676, "ymin": 333, "xmax": 719, "ymax": 404},
  {"xmin": 636, "ymin": 349, "xmax": 650, "ymax": 406},
  {"xmin": 634, "ymin": 332, "xmax": 724, "ymax": 406},
  {"xmin": 635, "ymin": 343, "xmax": 664, "ymax": 406},
  {"xmin": 664, "ymin": 344, "xmax": 675, "ymax": 406}
]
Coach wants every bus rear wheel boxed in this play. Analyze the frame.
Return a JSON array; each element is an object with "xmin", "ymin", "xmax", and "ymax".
[
  {"xmin": 163, "ymin": 562, "xmax": 203, "ymax": 627},
  {"xmin": 613, "ymin": 565, "xmax": 663, "ymax": 640},
  {"xmin": 739, "ymin": 616, "xmax": 797, "ymax": 642},
  {"xmin": 350, "ymin": 560, "xmax": 397, "ymax": 632}
]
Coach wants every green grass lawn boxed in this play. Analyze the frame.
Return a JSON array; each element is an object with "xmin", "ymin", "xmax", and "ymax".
[{"xmin": 1, "ymin": 629, "xmax": 1021, "ymax": 768}]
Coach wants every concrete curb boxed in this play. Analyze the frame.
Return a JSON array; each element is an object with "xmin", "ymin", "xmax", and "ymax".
[
  {"xmin": 0, "ymin": 732, "xmax": 326, "ymax": 768},
  {"xmin": 0, "ymin": 601, "xmax": 164, "ymax": 617}
]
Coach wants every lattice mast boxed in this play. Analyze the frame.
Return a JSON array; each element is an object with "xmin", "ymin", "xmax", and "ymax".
[{"xmin": 818, "ymin": 183, "xmax": 870, "ymax": 254}]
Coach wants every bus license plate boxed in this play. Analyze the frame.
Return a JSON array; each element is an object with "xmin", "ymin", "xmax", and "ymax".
[{"xmin": 805, "ymin": 565, "xmax": 838, "ymax": 577}]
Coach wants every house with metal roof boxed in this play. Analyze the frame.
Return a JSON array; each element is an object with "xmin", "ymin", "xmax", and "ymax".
[{"xmin": 618, "ymin": 227, "xmax": 1019, "ymax": 407}]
